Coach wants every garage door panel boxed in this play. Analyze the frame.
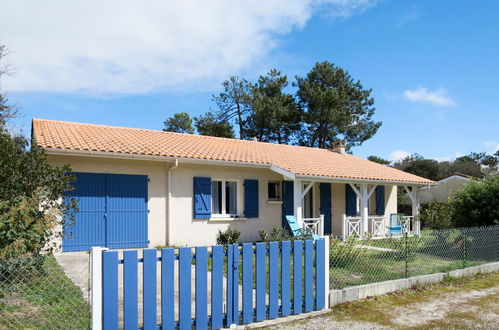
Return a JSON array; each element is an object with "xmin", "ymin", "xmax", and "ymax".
[
  {"xmin": 107, "ymin": 211, "xmax": 148, "ymax": 249},
  {"xmin": 62, "ymin": 172, "xmax": 149, "ymax": 252},
  {"xmin": 107, "ymin": 174, "xmax": 148, "ymax": 211},
  {"xmin": 63, "ymin": 173, "xmax": 107, "ymax": 252},
  {"xmin": 63, "ymin": 212, "xmax": 106, "ymax": 251}
]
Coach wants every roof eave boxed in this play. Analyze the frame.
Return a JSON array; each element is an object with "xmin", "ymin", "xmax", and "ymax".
[{"xmin": 295, "ymin": 174, "xmax": 434, "ymax": 186}]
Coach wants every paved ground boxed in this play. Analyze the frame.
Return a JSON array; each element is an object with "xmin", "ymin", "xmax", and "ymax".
[{"xmin": 266, "ymin": 272, "xmax": 499, "ymax": 329}]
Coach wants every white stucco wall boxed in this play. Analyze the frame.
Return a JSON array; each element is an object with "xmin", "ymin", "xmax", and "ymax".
[
  {"xmin": 169, "ymin": 163, "xmax": 284, "ymax": 246},
  {"xmin": 47, "ymin": 154, "xmax": 169, "ymax": 248}
]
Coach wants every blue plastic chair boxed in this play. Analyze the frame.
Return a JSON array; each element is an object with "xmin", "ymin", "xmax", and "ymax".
[
  {"xmin": 388, "ymin": 213, "xmax": 403, "ymax": 235},
  {"xmin": 285, "ymin": 215, "xmax": 321, "ymax": 240}
]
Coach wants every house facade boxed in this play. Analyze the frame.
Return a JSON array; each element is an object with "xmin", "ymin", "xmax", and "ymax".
[{"xmin": 33, "ymin": 119, "xmax": 434, "ymax": 251}]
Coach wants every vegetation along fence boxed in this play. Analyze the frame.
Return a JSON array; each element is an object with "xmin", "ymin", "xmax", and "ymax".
[
  {"xmin": 97, "ymin": 238, "xmax": 328, "ymax": 329},
  {"xmin": 330, "ymin": 225, "xmax": 499, "ymax": 289},
  {"xmin": 0, "ymin": 255, "xmax": 90, "ymax": 329}
]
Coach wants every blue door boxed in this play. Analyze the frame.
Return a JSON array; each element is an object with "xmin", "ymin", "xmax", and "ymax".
[{"xmin": 63, "ymin": 172, "xmax": 148, "ymax": 252}]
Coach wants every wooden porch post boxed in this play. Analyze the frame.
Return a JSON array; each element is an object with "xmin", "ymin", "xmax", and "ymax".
[
  {"xmin": 293, "ymin": 180, "xmax": 302, "ymax": 227},
  {"xmin": 360, "ymin": 184, "xmax": 369, "ymax": 235}
]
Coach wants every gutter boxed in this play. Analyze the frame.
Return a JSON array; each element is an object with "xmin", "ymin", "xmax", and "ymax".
[{"xmin": 166, "ymin": 159, "xmax": 178, "ymax": 245}]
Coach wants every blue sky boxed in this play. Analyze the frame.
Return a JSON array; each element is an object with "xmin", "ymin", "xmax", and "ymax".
[{"xmin": 2, "ymin": 0, "xmax": 498, "ymax": 161}]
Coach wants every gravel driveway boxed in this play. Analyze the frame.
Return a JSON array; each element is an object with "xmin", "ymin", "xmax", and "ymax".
[{"xmin": 267, "ymin": 272, "xmax": 499, "ymax": 329}]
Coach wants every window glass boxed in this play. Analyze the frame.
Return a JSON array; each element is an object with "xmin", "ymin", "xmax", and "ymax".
[
  {"xmin": 268, "ymin": 181, "xmax": 281, "ymax": 200},
  {"xmin": 212, "ymin": 181, "xmax": 222, "ymax": 214},
  {"xmin": 225, "ymin": 181, "xmax": 237, "ymax": 215}
]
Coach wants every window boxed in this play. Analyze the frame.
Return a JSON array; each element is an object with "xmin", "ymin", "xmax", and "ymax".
[
  {"xmin": 212, "ymin": 180, "xmax": 238, "ymax": 216},
  {"xmin": 267, "ymin": 181, "xmax": 281, "ymax": 201}
]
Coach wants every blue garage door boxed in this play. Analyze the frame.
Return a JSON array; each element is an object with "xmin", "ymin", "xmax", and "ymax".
[{"xmin": 63, "ymin": 173, "xmax": 148, "ymax": 252}]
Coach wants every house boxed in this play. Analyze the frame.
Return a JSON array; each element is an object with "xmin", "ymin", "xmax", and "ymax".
[
  {"xmin": 417, "ymin": 173, "xmax": 472, "ymax": 203},
  {"xmin": 32, "ymin": 118, "xmax": 434, "ymax": 251}
]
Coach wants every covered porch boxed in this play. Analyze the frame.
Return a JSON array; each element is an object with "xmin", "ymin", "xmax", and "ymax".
[{"xmin": 282, "ymin": 178, "xmax": 427, "ymax": 239}]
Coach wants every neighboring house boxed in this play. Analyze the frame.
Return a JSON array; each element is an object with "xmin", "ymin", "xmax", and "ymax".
[
  {"xmin": 32, "ymin": 119, "xmax": 434, "ymax": 251},
  {"xmin": 418, "ymin": 173, "xmax": 472, "ymax": 203}
]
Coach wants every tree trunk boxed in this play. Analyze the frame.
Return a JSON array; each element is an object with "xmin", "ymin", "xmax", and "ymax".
[{"xmin": 236, "ymin": 103, "xmax": 244, "ymax": 139}]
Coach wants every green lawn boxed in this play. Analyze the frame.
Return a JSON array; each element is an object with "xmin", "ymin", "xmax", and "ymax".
[
  {"xmin": 330, "ymin": 238, "xmax": 487, "ymax": 289},
  {"xmin": 0, "ymin": 256, "xmax": 90, "ymax": 329}
]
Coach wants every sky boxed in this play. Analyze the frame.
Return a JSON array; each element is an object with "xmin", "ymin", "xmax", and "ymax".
[{"xmin": 1, "ymin": 0, "xmax": 498, "ymax": 162}]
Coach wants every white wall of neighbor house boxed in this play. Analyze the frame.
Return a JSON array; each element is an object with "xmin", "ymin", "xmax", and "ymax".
[
  {"xmin": 169, "ymin": 163, "xmax": 284, "ymax": 246},
  {"xmin": 47, "ymin": 155, "xmax": 169, "ymax": 248}
]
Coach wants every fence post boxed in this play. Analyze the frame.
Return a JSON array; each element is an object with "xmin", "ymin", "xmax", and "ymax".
[
  {"xmin": 323, "ymin": 236, "xmax": 330, "ymax": 309},
  {"xmin": 462, "ymin": 228, "xmax": 468, "ymax": 268},
  {"xmin": 404, "ymin": 232, "xmax": 408, "ymax": 278},
  {"xmin": 90, "ymin": 247, "xmax": 108, "ymax": 330}
]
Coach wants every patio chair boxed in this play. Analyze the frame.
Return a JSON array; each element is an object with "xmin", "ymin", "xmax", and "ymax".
[
  {"xmin": 285, "ymin": 215, "xmax": 321, "ymax": 240},
  {"xmin": 388, "ymin": 213, "xmax": 403, "ymax": 235}
]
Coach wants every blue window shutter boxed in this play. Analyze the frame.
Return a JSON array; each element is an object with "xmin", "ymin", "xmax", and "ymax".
[
  {"xmin": 281, "ymin": 181, "xmax": 294, "ymax": 229},
  {"xmin": 193, "ymin": 177, "xmax": 211, "ymax": 219},
  {"xmin": 345, "ymin": 184, "xmax": 357, "ymax": 216},
  {"xmin": 319, "ymin": 183, "xmax": 332, "ymax": 235},
  {"xmin": 376, "ymin": 186, "xmax": 385, "ymax": 215},
  {"xmin": 244, "ymin": 179, "xmax": 259, "ymax": 218}
]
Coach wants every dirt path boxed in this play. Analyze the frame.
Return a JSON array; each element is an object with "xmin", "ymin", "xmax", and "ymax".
[{"xmin": 266, "ymin": 272, "xmax": 499, "ymax": 329}]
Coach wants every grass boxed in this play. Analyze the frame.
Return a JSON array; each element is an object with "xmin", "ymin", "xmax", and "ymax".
[
  {"xmin": 329, "ymin": 234, "xmax": 494, "ymax": 289},
  {"xmin": 330, "ymin": 247, "xmax": 484, "ymax": 288},
  {"xmin": 0, "ymin": 256, "xmax": 90, "ymax": 329}
]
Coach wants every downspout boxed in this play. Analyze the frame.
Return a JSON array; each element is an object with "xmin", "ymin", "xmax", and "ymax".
[{"xmin": 166, "ymin": 159, "xmax": 179, "ymax": 245}]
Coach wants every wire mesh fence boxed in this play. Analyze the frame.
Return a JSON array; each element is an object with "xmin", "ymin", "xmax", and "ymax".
[
  {"xmin": 330, "ymin": 225, "xmax": 499, "ymax": 289},
  {"xmin": 0, "ymin": 255, "xmax": 91, "ymax": 329}
]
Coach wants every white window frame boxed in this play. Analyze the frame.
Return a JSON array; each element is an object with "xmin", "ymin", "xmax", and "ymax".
[
  {"xmin": 267, "ymin": 180, "xmax": 282, "ymax": 202},
  {"xmin": 211, "ymin": 179, "xmax": 241, "ymax": 218}
]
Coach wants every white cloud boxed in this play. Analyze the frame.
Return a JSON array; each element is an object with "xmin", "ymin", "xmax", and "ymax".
[
  {"xmin": 388, "ymin": 150, "xmax": 410, "ymax": 162},
  {"xmin": 403, "ymin": 87, "xmax": 456, "ymax": 107},
  {"xmin": 0, "ymin": 0, "xmax": 376, "ymax": 95},
  {"xmin": 483, "ymin": 141, "xmax": 499, "ymax": 153}
]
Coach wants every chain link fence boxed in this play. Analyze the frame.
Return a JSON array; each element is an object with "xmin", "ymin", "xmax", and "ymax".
[
  {"xmin": 0, "ymin": 255, "xmax": 91, "ymax": 329},
  {"xmin": 330, "ymin": 225, "xmax": 499, "ymax": 289}
]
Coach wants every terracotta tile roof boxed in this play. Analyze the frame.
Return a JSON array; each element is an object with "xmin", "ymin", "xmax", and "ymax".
[{"xmin": 32, "ymin": 118, "xmax": 434, "ymax": 184}]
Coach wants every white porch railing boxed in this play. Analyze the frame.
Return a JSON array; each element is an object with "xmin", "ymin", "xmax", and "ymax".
[
  {"xmin": 302, "ymin": 215, "xmax": 325, "ymax": 237},
  {"xmin": 342, "ymin": 214, "xmax": 420, "ymax": 239},
  {"xmin": 342, "ymin": 215, "xmax": 363, "ymax": 238},
  {"xmin": 369, "ymin": 216, "xmax": 386, "ymax": 238}
]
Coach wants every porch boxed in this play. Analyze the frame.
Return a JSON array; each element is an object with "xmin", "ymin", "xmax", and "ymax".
[{"xmin": 284, "ymin": 179, "xmax": 424, "ymax": 239}]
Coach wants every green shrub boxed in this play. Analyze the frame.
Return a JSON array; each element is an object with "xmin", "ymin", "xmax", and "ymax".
[
  {"xmin": 419, "ymin": 201, "xmax": 454, "ymax": 229},
  {"xmin": 0, "ymin": 132, "xmax": 76, "ymax": 258},
  {"xmin": 450, "ymin": 176, "xmax": 499, "ymax": 227},
  {"xmin": 216, "ymin": 228, "xmax": 241, "ymax": 245},
  {"xmin": 258, "ymin": 226, "xmax": 294, "ymax": 242}
]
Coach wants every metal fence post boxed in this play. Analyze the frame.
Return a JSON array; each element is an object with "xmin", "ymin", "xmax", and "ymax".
[
  {"xmin": 91, "ymin": 247, "xmax": 108, "ymax": 330},
  {"xmin": 404, "ymin": 232, "xmax": 408, "ymax": 278},
  {"xmin": 463, "ymin": 228, "xmax": 468, "ymax": 268},
  {"xmin": 323, "ymin": 236, "xmax": 330, "ymax": 309}
]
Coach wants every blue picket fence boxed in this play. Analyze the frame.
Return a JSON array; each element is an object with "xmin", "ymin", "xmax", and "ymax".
[{"xmin": 101, "ymin": 238, "xmax": 327, "ymax": 329}]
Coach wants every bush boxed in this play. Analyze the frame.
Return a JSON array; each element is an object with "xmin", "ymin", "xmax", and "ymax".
[
  {"xmin": 450, "ymin": 177, "xmax": 499, "ymax": 227},
  {"xmin": 419, "ymin": 200, "xmax": 454, "ymax": 229},
  {"xmin": 0, "ymin": 132, "xmax": 76, "ymax": 258},
  {"xmin": 258, "ymin": 226, "xmax": 296, "ymax": 242},
  {"xmin": 216, "ymin": 228, "xmax": 241, "ymax": 245}
]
